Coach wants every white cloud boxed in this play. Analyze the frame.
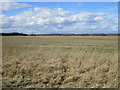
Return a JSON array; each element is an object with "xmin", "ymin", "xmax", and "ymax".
[
  {"xmin": 1, "ymin": 7, "xmax": 117, "ymax": 34},
  {"xmin": 1, "ymin": 2, "xmax": 32, "ymax": 11},
  {"xmin": 0, "ymin": 0, "xmax": 15, "ymax": 2}
]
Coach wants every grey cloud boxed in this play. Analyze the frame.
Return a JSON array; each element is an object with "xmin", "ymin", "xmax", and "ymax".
[{"xmin": 1, "ymin": 2, "xmax": 32, "ymax": 11}]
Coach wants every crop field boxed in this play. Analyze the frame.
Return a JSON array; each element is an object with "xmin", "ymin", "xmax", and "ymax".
[{"xmin": 2, "ymin": 36, "xmax": 118, "ymax": 88}]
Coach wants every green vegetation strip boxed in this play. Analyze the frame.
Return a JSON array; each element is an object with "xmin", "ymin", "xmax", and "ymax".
[{"xmin": 3, "ymin": 44, "xmax": 118, "ymax": 53}]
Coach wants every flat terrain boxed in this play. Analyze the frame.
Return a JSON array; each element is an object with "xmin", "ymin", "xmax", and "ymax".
[{"xmin": 2, "ymin": 36, "xmax": 118, "ymax": 88}]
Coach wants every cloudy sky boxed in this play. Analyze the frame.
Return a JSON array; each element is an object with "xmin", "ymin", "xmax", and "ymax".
[{"xmin": 1, "ymin": 2, "xmax": 118, "ymax": 34}]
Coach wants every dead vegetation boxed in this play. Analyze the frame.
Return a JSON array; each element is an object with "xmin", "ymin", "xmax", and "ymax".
[{"xmin": 2, "ymin": 36, "xmax": 118, "ymax": 88}]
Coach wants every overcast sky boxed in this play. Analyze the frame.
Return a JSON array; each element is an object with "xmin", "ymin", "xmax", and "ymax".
[{"xmin": 0, "ymin": 2, "xmax": 118, "ymax": 34}]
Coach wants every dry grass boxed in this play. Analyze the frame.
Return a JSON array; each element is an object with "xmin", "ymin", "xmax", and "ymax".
[{"xmin": 2, "ymin": 36, "xmax": 118, "ymax": 88}]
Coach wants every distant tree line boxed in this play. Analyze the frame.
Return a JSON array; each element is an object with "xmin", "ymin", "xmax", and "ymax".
[
  {"xmin": 1, "ymin": 32, "xmax": 27, "ymax": 36},
  {"xmin": 0, "ymin": 32, "xmax": 119, "ymax": 36}
]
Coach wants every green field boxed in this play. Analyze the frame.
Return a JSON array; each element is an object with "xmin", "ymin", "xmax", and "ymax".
[{"xmin": 2, "ymin": 36, "xmax": 118, "ymax": 88}]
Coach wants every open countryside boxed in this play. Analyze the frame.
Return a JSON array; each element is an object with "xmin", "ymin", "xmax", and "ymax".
[{"xmin": 2, "ymin": 36, "xmax": 118, "ymax": 88}]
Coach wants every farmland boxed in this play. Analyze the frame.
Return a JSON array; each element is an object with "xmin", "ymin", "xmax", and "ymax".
[{"xmin": 2, "ymin": 36, "xmax": 118, "ymax": 88}]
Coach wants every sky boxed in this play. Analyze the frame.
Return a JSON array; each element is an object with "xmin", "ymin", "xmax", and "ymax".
[{"xmin": 0, "ymin": 2, "xmax": 118, "ymax": 34}]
